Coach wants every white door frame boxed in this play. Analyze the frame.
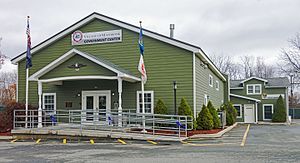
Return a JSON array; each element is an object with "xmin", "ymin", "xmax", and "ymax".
[
  {"xmin": 244, "ymin": 104, "xmax": 255, "ymax": 123},
  {"xmin": 81, "ymin": 90, "xmax": 111, "ymax": 123}
]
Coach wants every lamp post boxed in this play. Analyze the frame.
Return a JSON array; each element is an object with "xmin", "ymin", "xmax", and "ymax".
[{"xmin": 173, "ymin": 81, "xmax": 177, "ymax": 114}]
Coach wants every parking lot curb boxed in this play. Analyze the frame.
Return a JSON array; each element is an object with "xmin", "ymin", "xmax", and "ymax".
[
  {"xmin": 0, "ymin": 136, "xmax": 13, "ymax": 140},
  {"xmin": 188, "ymin": 123, "xmax": 238, "ymax": 139}
]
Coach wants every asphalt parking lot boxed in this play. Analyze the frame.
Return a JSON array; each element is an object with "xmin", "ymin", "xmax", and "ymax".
[{"xmin": 1, "ymin": 124, "xmax": 300, "ymax": 163}]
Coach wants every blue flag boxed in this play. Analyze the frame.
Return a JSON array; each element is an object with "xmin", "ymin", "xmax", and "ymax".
[{"xmin": 26, "ymin": 16, "xmax": 32, "ymax": 69}]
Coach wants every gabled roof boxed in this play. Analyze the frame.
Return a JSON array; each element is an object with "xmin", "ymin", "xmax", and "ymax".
[
  {"xmin": 240, "ymin": 77, "xmax": 268, "ymax": 83},
  {"xmin": 230, "ymin": 94, "xmax": 261, "ymax": 102},
  {"xmin": 11, "ymin": 12, "xmax": 226, "ymax": 81},
  {"xmin": 230, "ymin": 77, "xmax": 290, "ymax": 88},
  {"xmin": 28, "ymin": 48, "xmax": 140, "ymax": 82}
]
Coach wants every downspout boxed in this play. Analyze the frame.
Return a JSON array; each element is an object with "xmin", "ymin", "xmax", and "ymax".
[{"xmin": 193, "ymin": 52, "xmax": 196, "ymax": 119}]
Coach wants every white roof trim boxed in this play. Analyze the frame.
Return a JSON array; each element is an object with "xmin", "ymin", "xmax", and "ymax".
[
  {"xmin": 230, "ymin": 87, "xmax": 244, "ymax": 90},
  {"xmin": 230, "ymin": 93, "xmax": 261, "ymax": 102},
  {"xmin": 12, "ymin": 13, "xmax": 225, "ymax": 81},
  {"xmin": 37, "ymin": 76, "xmax": 118, "ymax": 83},
  {"xmin": 240, "ymin": 77, "xmax": 268, "ymax": 83},
  {"xmin": 28, "ymin": 48, "xmax": 140, "ymax": 82}
]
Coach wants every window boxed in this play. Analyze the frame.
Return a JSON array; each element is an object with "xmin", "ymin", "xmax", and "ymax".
[
  {"xmin": 43, "ymin": 93, "xmax": 56, "ymax": 114},
  {"xmin": 216, "ymin": 80, "xmax": 219, "ymax": 91},
  {"xmin": 209, "ymin": 75, "xmax": 213, "ymax": 87},
  {"xmin": 263, "ymin": 104, "xmax": 273, "ymax": 120},
  {"xmin": 204, "ymin": 94, "xmax": 209, "ymax": 106},
  {"xmin": 247, "ymin": 84, "xmax": 261, "ymax": 95},
  {"xmin": 137, "ymin": 91, "xmax": 154, "ymax": 114},
  {"xmin": 234, "ymin": 104, "xmax": 242, "ymax": 118}
]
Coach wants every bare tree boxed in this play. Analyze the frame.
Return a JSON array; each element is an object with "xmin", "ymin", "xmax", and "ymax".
[
  {"xmin": 0, "ymin": 37, "xmax": 8, "ymax": 70},
  {"xmin": 0, "ymin": 71, "xmax": 17, "ymax": 103},
  {"xmin": 210, "ymin": 54, "xmax": 242, "ymax": 80},
  {"xmin": 254, "ymin": 57, "xmax": 276, "ymax": 78},
  {"xmin": 240, "ymin": 56, "xmax": 255, "ymax": 78},
  {"xmin": 279, "ymin": 33, "xmax": 300, "ymax": 90}
]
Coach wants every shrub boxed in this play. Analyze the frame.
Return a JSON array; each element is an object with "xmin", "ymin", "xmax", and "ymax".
[
  {"xmin": 272, "ymin": 95, "xmax": 286, "ymax": 122},
  {"xmin": 207, "ymin": 101, "xmax": 221, "ymax": 129},
  {"xmin": 178, "ymin": 98, "xmax": 193, "ymax": 116},
  {"xmin": 154, "ymin": 99, "xmax": 168, "ymax": 114},
  {"xmin": 0, "ymin": 102, "xmax": 37, "ymax": 132},
  {"xmin": 196, "ymin": 105, "xmax": 213, "ymax": 130},
  {"xmin": 224, "ymin": 102, "xmax": 237, "ymax": 126},
  {"xmin": 178, "ymin": 98, "xmax": 195, "ymax": 129}
]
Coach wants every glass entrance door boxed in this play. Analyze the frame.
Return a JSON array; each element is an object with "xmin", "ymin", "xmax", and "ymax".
[{"xmin": 82, "ymin": 90, "xmax": 111, "ymax": 124}]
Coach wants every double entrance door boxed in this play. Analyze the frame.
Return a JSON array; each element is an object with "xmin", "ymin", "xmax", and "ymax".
[{"xmin": 81, "ymin": 90, "xmax": 111, "ymax": 124}]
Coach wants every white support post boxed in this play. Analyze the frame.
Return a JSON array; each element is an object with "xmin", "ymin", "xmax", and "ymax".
[
  {"xmin": 38, "ymin": 81, "xmax": 43, "ymax": 128},
  {"xmin": 118, "ymin": 77, "xmax": 123, "ymax": 127},
  {"xmin": 255, "ymin": 102, "xmax": 258, "ymax": 124}
]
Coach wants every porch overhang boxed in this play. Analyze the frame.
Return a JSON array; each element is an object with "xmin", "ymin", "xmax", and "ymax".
[
  {"xmin": 230, "ymin": 93, "xmax": 261, "ymax": 102},
  {"xmin": 28, "ymin": 48, "xmax": 141, "ymax": 83}
]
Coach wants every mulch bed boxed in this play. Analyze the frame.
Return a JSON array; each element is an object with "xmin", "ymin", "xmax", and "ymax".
[
  {"xmin": 187, "ymin": 129, "xmax": 222, "ymax": 137},
  {"xmin": 0, "ymin": 131, "xmax": 12, "ymax": 136},
  {"xmin": 131, "ymin": 128, "xmax": 223, "ymax": 137}
]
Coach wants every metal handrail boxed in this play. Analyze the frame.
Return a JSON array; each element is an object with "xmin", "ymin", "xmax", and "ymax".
[{"xmin": 13, "ymin": 109, "xmax": 193, "ymax": 138}]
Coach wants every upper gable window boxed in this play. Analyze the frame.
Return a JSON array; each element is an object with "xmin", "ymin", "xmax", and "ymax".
[
  {"xmin": 209, "ymin": 75, "xmax": 213, "ymax": 87},
  {"xmin": 247, "ymin": 84, "xmax": 261, "ymax": 95}
]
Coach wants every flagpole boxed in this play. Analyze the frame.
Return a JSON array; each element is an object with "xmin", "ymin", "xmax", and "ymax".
[
  {"xmin": 25, "ymin": 68, "xmax": 29, "ymax": 128},
  {"xmin": 25, "ymin": 15, "xmax": 31, "ymax": 129},
  {"xmin": 141, "ymin": 76, "xmax": 146, "ymax": 133}
]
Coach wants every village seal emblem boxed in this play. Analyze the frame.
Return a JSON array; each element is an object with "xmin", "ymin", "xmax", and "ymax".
[{"xmin": 72, "ymin": 31, "xmax": 83, "ymax": 43}]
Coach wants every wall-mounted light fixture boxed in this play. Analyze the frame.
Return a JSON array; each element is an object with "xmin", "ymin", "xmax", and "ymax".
[
  {"xmin": 68, "ymin": 63, "xmax": 87, "ymax": 71},
  {"xmin": 200, "ymin": 61, "xmax": 208, "ymax": 69}
]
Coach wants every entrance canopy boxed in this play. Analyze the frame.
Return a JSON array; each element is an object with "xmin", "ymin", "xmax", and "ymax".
[{"xmin": 30, "ymin": 48, "xmax": 140, "ymax": 128}]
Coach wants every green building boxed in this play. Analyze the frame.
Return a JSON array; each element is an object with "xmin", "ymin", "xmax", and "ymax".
[
  {"xmin": 11, "ymin": 12, "xmax": 228, "ymax": 125},
  {"xmin": 230, "ymin": 77, "xmax": 289, "ymax": 123}
]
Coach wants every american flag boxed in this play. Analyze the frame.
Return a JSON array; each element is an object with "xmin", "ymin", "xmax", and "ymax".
[
  {"xmin": 26, "ymin": 16, "xmax": 32, "ymax": 69},
  {"xmin": 138, "ymin": 22, "xmax": 147, "ymax": 84}
]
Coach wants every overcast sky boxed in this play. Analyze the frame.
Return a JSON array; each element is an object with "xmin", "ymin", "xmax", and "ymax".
[{"xmin": 1, "ymin": 0, "xmax": 300, "ymax": 71}]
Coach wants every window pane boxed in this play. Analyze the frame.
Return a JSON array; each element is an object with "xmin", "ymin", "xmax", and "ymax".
[
  {"xmin": 138, "ymin": 92, "xmax": 152, "ymax": 113},
  {"xmin": 264, "ymin": 106, "xmax": 272, "ymax": 119},
  {"xmin": 248, "ymin": 86, "xmax": 253, "ymax": 93},
  {"xmin": 255, "ymin": 85, "xmax": 260, "ymax": 93},
  {"xmin": 234, "ymin": 106, "xmax": 241, "ymax": 117}
]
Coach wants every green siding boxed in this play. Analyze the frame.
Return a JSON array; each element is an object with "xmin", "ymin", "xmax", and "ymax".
[
  {"xmin": 18, "ymin": 19, "xmax": 193, "ymax": 113},
  {"xmin": 41, "ymin": 54, "xmax": 116, "ymax": 79},
  {"xmin": 195, "ymin": 55, "xmax": 224, "ymax": 115}
]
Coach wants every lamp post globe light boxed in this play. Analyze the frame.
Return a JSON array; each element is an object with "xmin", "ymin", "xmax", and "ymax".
[{"xmin": 173, "ymin": 81, "xmax": 177, "ymax": 115}]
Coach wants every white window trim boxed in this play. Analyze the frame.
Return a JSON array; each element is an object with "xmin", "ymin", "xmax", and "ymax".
[
  {"xmin": 136, "ymin": 91, "xmax": 154, "ymax": 114},
  {"xmin": 247, "ymin": 84, "xmax": 262, "ymax": 95},
  {"xmin": 204, "ymin": 94, "xmax": 208, "ymax": 106},
  {"xmin": 216, "ymin": 80, "xmax": 219, "ymax": 91},
  {"xmin": 263, "ymin": 104, "xmax": 274, "ymax": 120},
  {"xmin": 209, "ymin": 75, "xmax": 213, "ymax": 87},
  {"xmin": 233, "ymin": 104, "xmax": 242, "ymax": 118},
  {"xmin": 42, "ymin": 93, "xmax": 56, "ymax": 114}
]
